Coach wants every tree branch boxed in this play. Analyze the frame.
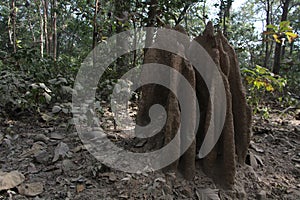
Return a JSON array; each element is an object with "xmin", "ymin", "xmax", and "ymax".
[{"xmin": 176, "ymin": 4, "xmax": 191, "ymax": 25}]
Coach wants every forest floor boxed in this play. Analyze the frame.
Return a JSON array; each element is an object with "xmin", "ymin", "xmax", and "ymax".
[{"xmin": 0, "ymin": 108, "xmax": 299, "ymax": 200}]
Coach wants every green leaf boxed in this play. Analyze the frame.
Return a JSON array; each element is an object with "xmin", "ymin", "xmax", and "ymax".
[
  {"xmin": 254, "ymin": 80, "xmax": 263, "ymax": 89},
  {"xmin": 242, "ymin": 69, "xmax": 256, "ymax": 76},
  {"xmin": 246, "ymin": 76, "xmax": 254, "ymax": 84},
  {"xmin": 279, "ymin": 21, "xmax": 292, "ymax": 32},
  {"xmin": 266, "ymin": 84, "xmax": 274, "ymax": 92},
  {"xmin": 279, "ymin": 21, "xmax": 290, "ymax": 28},
  {"xmin": 255, "ymin": 65, "xmax": 267, "ymax": 74},
  {"xmin": 267, "ymin": 24, "xmax": 277, "ymax": 30}
]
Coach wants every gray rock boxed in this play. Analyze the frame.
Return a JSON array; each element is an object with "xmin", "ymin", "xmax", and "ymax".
[
  {"xmin": 50, "ymin": 132, "xmax": 65, "ymax": 140},
  {"xmin": 33, "ymin": 134, "xmax": 50, "ymax": 143},
  {"xmin": 34, "ymin": 150, "xmax": 50, "ymax": 164},
  {"xmin": 256, "ymin": 190, "xmax": 267, "ymax": 200},
  {"xmin": 265, "ymin": 134, "xmax": 274, "ymax": 143},
  {"xmin": 62, "ymin": 159, "xmax": 77, "ymax": 175}
]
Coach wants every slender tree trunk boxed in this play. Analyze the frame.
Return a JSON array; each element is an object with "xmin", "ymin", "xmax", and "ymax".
[
  {"xmin": 202, "ymin": 0, "xmax": 206, "ymax": 24},
  {"xmin": 219, "ymin": 0, "xmax": 225, "ymax": 32},
  {"xmin": 52, "ymin": 0, "xmax": 57, "ymax": 60},
  {"xmin": 273, "ymin": 44, "xmax": 282, "ymax": 74},
  {"xmin": 115, "ymin": 0, "xmax": 130, "ymax": 36},
  {"xmin": 132, "ymin": 14, "xmax": 137, "ymax": 69},
  {"xmin": 264, "ymin": 0, "xmax": 271, "ymax": 68},
  {"xmin": 223, "ymin": 11, "xmax": 226, "ymax": 35},
  {"xmin": 144, "ymin": 0, "xmax": 157, "ymax": 53},
  {"xmin": 290, "ymin": 41, "xmax": 294, "ymax": 56},
  {"xmin": 220, "ymin": 0, "xmax": 232, "ymax": 37},
  {"xmin": 115, "ymin": 0, "xmax": 130, "ymax": 73},
  {"xmin": 41, "ymin": 0, "xmax": 49, "ymax": 54},
  {"xmin": 29, "ymin": 21, "xmax": 36, "ymax": 43},
  {"xmin": 49, "ymin": 0, "xmax": 53, "ymax": 57},
  {"xmin": 92, "ymin": 0, "xmax": 99, "ymax": 50},
  {"xmin": 13, "ymin": 0, "xmax": 16, "ymax": 53},
  {"xmin": 10, "ymin": 0, "xmax": 17, "ymax": 53},
  {"xmin": 185, "ymin": 12, "xmax": 188, "ymax": 31},
  {"xmin": 92, "ymin": 0, "xmax": 100, "ymax": 67},
  {"xmin": 281, "ymin": 45, "xmax": 286, "ymax": 58},
  {"xmin": 273, "ymin": 0, "xmax": 291, "ymax": 74},
  {"xmin": 38, "ymin": 0, "xmax": 44, "ymax": 57}
]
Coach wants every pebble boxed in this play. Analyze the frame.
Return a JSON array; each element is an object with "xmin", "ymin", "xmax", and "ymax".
[
  {"xmin": 256, "ymin": 190, "xmax": 267, "ymax": 200},
  {"xmin": 265, "ymin": 134, "xmax": 274, "ymax": 143},
  {"xmin": 52, "ymin": 105, "xmax": 62, "ymax": 114},
  {"xmin": 50, "ymin": 132, "xmax": 65, "ymax": 140},
  {"xmin": 34, "ymin": 134, "xmax": 50, "ymax": 143},
  {"xmin": 34, "ymin": 150, "xmax": 50, "ymax": 164},
  {"xmin": 62, "ymin": 159, "xmax": 77, "ymax": 173}
]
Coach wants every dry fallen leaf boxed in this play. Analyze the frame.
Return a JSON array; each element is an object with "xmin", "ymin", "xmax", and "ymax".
[
  {"xmin": 76, "ymin": 184, "xmax": 85, "ymax": 193},
  {"xmin": 0, "ymin": 171, "xmax": 25, "ymax": 191},
  {"xmin": 17, "ymin": 182, "xmax": 44, "ymax": 197}
]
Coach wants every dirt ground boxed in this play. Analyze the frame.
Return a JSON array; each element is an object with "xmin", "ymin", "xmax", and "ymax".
[{"xmin": 0, "ymin": 110, "xmax": 299, "ymax": 200}]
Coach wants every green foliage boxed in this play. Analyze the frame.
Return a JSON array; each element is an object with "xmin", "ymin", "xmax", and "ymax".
[
  {"xmin": 0, "ymin": 48, "xmax": 76, "ymax": 116},
  {"xmin": 0, "ymin": 70, "xmax": 50, "ymax": 114},
  {"xmin": 242, "ymin": 65, "xmax": 287, "ymax": 115},
  {"xmin": 0, "ymin": 68, "xmax": 75, "ymax": 116},
  {"xmin": 243, "ymin": 65, "xmax": 287, "ymax": 92},
  {"xmin": 264, "ymin": 21, "xmax": 299, "ymax": 44}
]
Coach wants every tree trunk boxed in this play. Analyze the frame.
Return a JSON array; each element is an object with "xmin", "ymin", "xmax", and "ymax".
[
  {"xmin": 136, "ymin": 22, "xmax": 252, "ymax": 189},
  {"xmin": 202, "ymin": 0, "xmax": 207, "ymax": 25},
  {"xmin": 220, "ymin": 0, "xmax": 232, "ymax": 37},
  {"xmin": 10, "ymin": 0, "xmax": 17, "ymax": 53},
  {"xmin": 92, "ymin": 0, "xmax": 100, "ymax": 67},
  {"xmin": 28, "ymin": 20, "xmax": 36, "ymax": 43},
  {"xmin": 290, "ymin": 41, "xmax": 294, "ymax": 56},
  {"xmin": 38, "ymin": 0, "xmax": 44, "ymax": 57},
  {"xmin": 264, "ymin": 0, "xmax": 271, "ymax": 68},
  {"xmin": 48, "ymin": 0, "xmax": 53, "ymax": 57},
  {"xmin": 273, "ymin": 0, "xmax": 291, "ymax": 74},
  {"xmin": 41, "ymin": 0, "xmax": 49, "ymax": 55},
  {"xmin": 92, "ymin": 0, "xmax": 99, "ymax": 50},
  {"xmin": 115, "ymin": 0, "xmax": 130, "ymax": 74},
  {"xmin": 144, "ymin": 0, "xmax": 158, "ymax": 49},
  {"xmin": 52, "ymin": 0, "xmax": 57, "ymax": 60}
]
